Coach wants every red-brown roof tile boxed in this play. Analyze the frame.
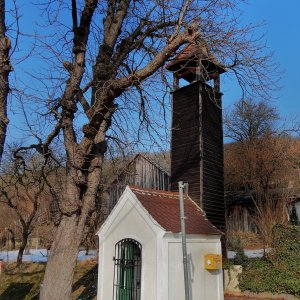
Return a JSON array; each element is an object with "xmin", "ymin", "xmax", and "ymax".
[
  {"xmin": 166, "ymin": 41, "xmax": 225, "ymax": 72},
  {"xmin": 166, "ymin": 42, "xmax": 209, "ymax": 71},
  {"xmin": 129, "ymin": 186, "xmax": 222, "ymax": 235}
]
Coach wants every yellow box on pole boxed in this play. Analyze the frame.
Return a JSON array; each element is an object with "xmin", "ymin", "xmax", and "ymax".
[{"xmin": 204, "ymin": 254, "xmax": 222, "ymax": 270}]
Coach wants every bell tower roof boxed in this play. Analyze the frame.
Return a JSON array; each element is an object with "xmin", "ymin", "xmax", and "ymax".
[{"xmin": 166, "ymin": 40, "xmax": 226, "ymax": 83}]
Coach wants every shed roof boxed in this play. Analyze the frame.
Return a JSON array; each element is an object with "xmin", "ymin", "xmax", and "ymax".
[{"xmin": 129, "ymin": 186, "xmax": 222, "ymax": 235}]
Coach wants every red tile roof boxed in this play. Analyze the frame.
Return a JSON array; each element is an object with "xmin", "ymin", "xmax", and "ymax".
[
  {"xmin": 166, "ymin": 42, "xmax": 209, "ymax": 71},
  {"xmin": 166, "ymin": 41, "xmax": 225, "ymax": 74},
  {"xmin": 129, "ymin": 186, "xmax": 222, "ymax": 235}
]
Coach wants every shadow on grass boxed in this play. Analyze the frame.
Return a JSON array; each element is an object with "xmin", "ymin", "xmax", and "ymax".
[
  {"xmin": 0, "ymin": 282, "xmax": 34, "ymax": 300},
  {"xmin": 73, "ymin": 264, "xmax": 98, "ymax": 299}
]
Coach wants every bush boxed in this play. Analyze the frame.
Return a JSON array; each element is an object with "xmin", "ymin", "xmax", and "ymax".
[
  {"xmin": 239, "ymin": 258, "xmax": 300, "ymax": 296},
  {"xmin": 232, "ymin": 237, "xmax": 249, "ymax": 267},
  {"xmin": 239, "ymin": 225, "xmax": 300, "ymax": 296},
  {"xmin": 269, "ymin": 224, "xmax": 300, "ymax": 273}
]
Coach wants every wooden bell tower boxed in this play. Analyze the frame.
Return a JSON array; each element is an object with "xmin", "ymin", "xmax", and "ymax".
[{"xmin": 166, "ymin": 41, "xmax": 226, "ymax": 233}]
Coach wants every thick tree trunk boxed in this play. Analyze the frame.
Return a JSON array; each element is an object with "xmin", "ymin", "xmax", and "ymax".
[
  {"xmin": 16, "ymin": 243, "xmax": 26, "ymax": 266},
  {"xmin": 17, "ymin": 229, "xmax": 29, "ymax": 266},
  {"xmin": 40, "ymin": 215, "xmax": 85, "ymax": 300},
  {"xmin": 40, "ymin": 111, "xmax": 105, "ymax": 299}
]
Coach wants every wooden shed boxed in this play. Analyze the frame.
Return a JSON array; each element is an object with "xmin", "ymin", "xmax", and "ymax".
[
  {"xmin": 97, "ymin": 186, "xmax": 223, "ymax": 300},
  {"xmin": 108, "ymin": 154, "xmax": 170, "ymax": 211}
]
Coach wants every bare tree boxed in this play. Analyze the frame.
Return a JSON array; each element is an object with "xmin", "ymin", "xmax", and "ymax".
[
  {"xmin": 0, "ymin": 0, "xmax": 280, "ymax": 298},
  {"xmin": 0, "ymin": 155, "xmax": 48, "ymax": 265},
  {"xmin": 224, "ymin": 99, "xmax": 300, "ymax": 250},
  {"xmin": 224, "ymin": 99, "xmax": 297, "ymax": 194},
  {"xmin": 224, "ymin": 98, "xmax": 279, "ymax": 143},
  {"xmin": 0, "ymin": 207, "xmax": 16, "ymax": 249},
  {"xmin": 224, "ymin": 134, "xmax": 294, "ymax": 193}
]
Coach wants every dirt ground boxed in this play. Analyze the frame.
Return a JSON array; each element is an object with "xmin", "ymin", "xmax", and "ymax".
[
  {"xmin": 225, "ymin": 295, "xmax": 285, "ymax": 300},
  {"xmin": 225, "ymin": 298, "xmax": 283, "ymax": 300}
]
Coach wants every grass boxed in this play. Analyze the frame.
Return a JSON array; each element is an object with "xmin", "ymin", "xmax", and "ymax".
[{"xmin": 0, "ymin": 259, "xmax": 98, "ymax": 300}]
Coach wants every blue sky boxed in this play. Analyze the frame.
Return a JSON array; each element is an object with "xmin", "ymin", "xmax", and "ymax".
[
  {"xmin": 5, "ymin": 0, "xmax": 300, "ymax": 148},
  {"xmin": 222, "ymin": 0, "xmax": 300, "ymax": 122}
]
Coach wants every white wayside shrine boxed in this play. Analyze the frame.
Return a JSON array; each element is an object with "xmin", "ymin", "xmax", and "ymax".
[{"xmin": 97, "ymin": 186, "xmax": 224, "ymax": 300}]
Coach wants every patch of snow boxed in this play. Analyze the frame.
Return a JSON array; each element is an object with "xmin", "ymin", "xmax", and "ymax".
[
  {"xmin": 227, "ymin": 248, "xmax": 271, "ymax": 259},
  {"xmin": 77, "ymin": 250, "xmax": 97, "ymax": 261},
  {"xmin": 1, "ymin": 248, "xmax": 269, "ymax": 262},
  {"xmin": 0, "ymin": 249, "xmax": 97, "ymax": 263}
]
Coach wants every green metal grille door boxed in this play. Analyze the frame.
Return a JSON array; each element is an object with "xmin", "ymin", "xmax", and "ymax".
[{"xmin": 113, "ymin": 239, "xmax": 142, "ymax": 300}]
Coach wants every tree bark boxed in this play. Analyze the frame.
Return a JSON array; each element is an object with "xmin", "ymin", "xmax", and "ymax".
[
  {"xmin": 0, "ymin": 0, "xmax": 12, "ymax": 164},
  {"xmin": 17, "ymin": 228, "xmax": 29, "ymax": 266},
  {"xmin": 41, "ymin": 139, "xmax": 105, "ymax": 299},
  {"xmin": 17, "ymin": 242, "xmax": 26, "ymax": 266},
  {"xmin": 40, "ymin": 215, "xmax": 85, "ymax": 300}
]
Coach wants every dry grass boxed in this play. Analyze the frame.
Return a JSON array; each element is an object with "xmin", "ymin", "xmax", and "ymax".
[
  {"xmin": 227, "ymin": 231, "xmax": 264, "ymax": 250},
  {"xmin": 0, "ymin": 259, "xmax": 98, "ymax": 300},
  {"xmin": 252, "ymin": 197, "xmax": 289, "ymax": 248}
]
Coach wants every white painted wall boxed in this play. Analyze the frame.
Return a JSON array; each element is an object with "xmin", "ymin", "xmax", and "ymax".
[
  {"xmin": 97, "ymin": 191, "xmax": 163, "ymax": 300},
  {"xmin": 161, "ymin": 234, "xmax": 223, "ymax": 300},
  {"xmin": 97, "ymin": 188, "xmax": 224, "ymax": 300}
]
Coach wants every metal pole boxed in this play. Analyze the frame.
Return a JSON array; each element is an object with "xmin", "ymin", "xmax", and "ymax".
[{"xmin": 178, "ymin": 181, "xmax": 191, "ymax": 300}]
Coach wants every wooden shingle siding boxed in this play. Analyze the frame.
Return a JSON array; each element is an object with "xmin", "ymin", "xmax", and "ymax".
[
  {"xmin": 109, "ymin": 154, "xmax": 170, "ymax": 211},
  {"xmin": 171, "ymin": 82, "xmax": 201, "ymax": 196},
  {"xmin": 171, "ymin": 81, "xmax": 225, "ymax": 232},
  {"xmin": 202, "ymin": 85, "xmax": 225, "ymax": 231}
]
